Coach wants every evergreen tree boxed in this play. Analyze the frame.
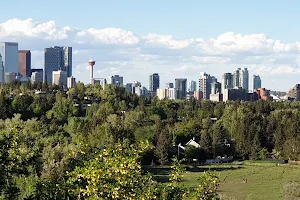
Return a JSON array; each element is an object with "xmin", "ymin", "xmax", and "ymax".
[{"xmin": 155, "ymin": 129, "xmax": 170, "ymax": 165}]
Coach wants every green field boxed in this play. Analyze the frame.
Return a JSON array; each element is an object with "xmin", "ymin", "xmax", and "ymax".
[{"xmin": 145, "ymin": 162, "xmax": 300, "ymax": 200}]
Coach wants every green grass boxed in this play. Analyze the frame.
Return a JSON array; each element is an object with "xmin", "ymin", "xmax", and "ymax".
[{"xmin": 145, "ymin": 162, "xmax": 300, "ymax": 200}]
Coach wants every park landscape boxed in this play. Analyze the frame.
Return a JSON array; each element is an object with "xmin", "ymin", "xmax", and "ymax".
[
  {"xmin": 1, "ymin": 82, "xmax": 300, "ymax": 199},
  {"xmin": 148, "ymin": 162, "xmax": 300, "ymax": 200}
]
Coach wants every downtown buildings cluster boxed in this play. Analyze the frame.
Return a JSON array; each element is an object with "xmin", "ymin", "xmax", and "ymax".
[
  {"xmin": 0, "ymin": 41, "xmax": 297, "ymax": 102},
  {"xmin": 151, "ymin": 68, "xmax": 269, "ymax": 102},
  {"xmin": 0, "ymin": 42, "xmax": 75, "ymax": 88}
]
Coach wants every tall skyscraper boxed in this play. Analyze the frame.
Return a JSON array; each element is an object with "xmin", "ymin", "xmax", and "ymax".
[
  {"xmin": 64, "ymin": 47, "xmax": 72, "ymax": 77},
  {"xmin": 241, "ymin": 68, "xmax": 249, "ymax": 91},
  {"xmin": 199, "ymin": 72, "xmax": 212, "ymax": 99},
  {"xmin": 233, "ymin": 68, "xmax": 249, "ymax": 91},
  {"xmin": 233, "ymin": 69, "xmax": 240, "ymax": 88},
  {"xmin": 18, "ymin": 50, "xmax": 31, "ymax": 77},
  {"xmin": 175, "ymin": 78, "xmax": 187, "ymax": 99},
  {"xmin": 52, "ymin": 70, "xmax": 67, "ymax": 86},
  {"xmin": 0, "ymin": 54, "xmax": 4, "ymax": 83},
  {"xmin": 107, "ymin": 75, "xmax": 123, "ymax": 86},
  {"xmin": 253, "ymin": 75, "xmax": 261, "ymax": 90},
  {"xmin": 0, "ymin": 42, "xmax": 19, "ymax": 81},
  {"xmin": 44, "ymin": 46, "xmax": 72, "ymax": 84},
  {"xmin": 221, "ymin": 73, "xmax": 233, "ymax": 93},
  {"xmin": 188, "ymin": 80, "xmax": 197, "ymax": 92},
  {"xmin": 149, "ymin": 73, "xmax": 160, "ymax": 93},
  {"xmin": 211, "ymin": 80, "xmax": 221, "ymax": 94}
]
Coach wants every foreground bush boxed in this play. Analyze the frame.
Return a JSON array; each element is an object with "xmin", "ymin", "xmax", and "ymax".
[{"xmin": 64, "ymin": 141, "xmax": 219, "ymax": 200}]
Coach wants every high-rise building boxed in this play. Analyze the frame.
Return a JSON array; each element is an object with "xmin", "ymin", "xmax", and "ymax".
[
  {"xmin": 107, "ymin": 75, "xmax": 123, "ymax": 86},
  {"xmin": 31, "ymin": 70, "xmax": 43, "ymax": 84},
  {"xmin": 221, "ymin": 73, "xmax": 233, "ymax": 93},
  {"xmin": 233, "ymin": 68, "xmax": 249, "ymax": 91},
  {"xmin": 241, "ymin": 68, "xmax": 249, "ymax": 91},
  {"xmin": 18, "ymin": 50, "xmax": 31, "ymax": 77},
  {"xmin": 233, "ymin": 69, "xmax": 240, "ymax": 88},
  {"xmin": 0, "ymin": 42, "xmax": 18, "ymax": 81},
  {"xmin": 44, "ymin": 46, "xmax": 72, "ymax": 84},
  {"xmin": 253, "ymin": 75, "xmax": 261, "ymax": 90},
  {"xmin": 64, "ymin": 47, "xmax": 72, "ymax": 77},
  {"xmin": 188, "ymin": 80, "xmax": 197, "ymax": 92},
  {"xmin": 175, "ymin": 78, "xmax": 187, "ymax": 99},
  {"xmin": 149, "ymin": 73, "xmax": 160, "ymax": 93},
  {"xmin": 67, "ymin": 76, "xmax": 76, "ymax": 89},
  {"xmin": 211, "ymin": 80, "xmax": 221, "ymax": 94},
  {"xmin": 0, "ymin": 54, "xmax": 4, "ymax": 83},
  {"xmin": 52, "ymin": 70, "xmax": 67, "ymax": 86},
  {"xmin": 199, "ymin": 72, "xmax": 212, "ymax": 99}
]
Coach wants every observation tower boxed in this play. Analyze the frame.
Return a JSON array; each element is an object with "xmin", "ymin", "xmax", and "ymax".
[{"xmin": 88, "ymin": 59, "xmax": 95, "ymax": 85}]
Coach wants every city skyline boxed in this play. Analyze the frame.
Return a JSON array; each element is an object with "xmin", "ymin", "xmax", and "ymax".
[{"xmin": 2, "ymin": 1, "xmax": 300, "ymax": 91}]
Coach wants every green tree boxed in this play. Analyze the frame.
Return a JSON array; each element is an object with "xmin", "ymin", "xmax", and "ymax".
[
  {"xmin": 155, "ymin": 129, "xmax": 170, "ymax": 165},
  {"xmin": 66, "ymin": 141, "xmax": 156, "ymax": 199}
]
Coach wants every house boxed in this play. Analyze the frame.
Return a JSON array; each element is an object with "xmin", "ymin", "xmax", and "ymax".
[{"xmin": 178, "ymin": 138, "xmax": 200, "ymax": 150}]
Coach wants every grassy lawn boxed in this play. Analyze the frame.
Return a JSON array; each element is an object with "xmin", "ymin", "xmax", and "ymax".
[{"xmin": 144, "ymin": 162, "xmax": 300, "ymax": 200}]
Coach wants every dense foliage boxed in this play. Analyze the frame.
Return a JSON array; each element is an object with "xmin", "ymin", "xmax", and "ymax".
[{"xmin": 0, "ymin": 81, "xmax": 298, "ymax": 199}]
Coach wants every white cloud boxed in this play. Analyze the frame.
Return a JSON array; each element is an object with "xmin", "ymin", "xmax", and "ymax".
[
  {"xmin": 1, "ymin": 18, "xmax": 300, "ymax": 90},
  {"xmin": 143, "ymin": 34, "xmax": 193, "ymax": 49},
  {"xmin": 0, "ymin": 18, "xmax": 68, "ymax": 40},
  {"xmin": 252, "ymin": 65, "xmax": 300, "ymax": 75},
  {"xmin": 76, "ymin": 28, "xmax": 139, "ymax": 45}
]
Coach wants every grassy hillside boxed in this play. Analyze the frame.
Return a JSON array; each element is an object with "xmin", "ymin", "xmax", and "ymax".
[{"xmin": 146, "ymin": 162, "xmax": 300, "ymax": 200}]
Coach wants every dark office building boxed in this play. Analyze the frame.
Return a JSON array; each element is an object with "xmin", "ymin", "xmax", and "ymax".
[
  {"xmin": 149, "ymin": 73, "xmax": 160, "ymax": 93},
  {"xmin": 175, "ymin": 78, "xmax": 187, "ymax": 99},
  {"xmin": 18, "ymin": 50, "xmax": 31, "ymax": 77}
]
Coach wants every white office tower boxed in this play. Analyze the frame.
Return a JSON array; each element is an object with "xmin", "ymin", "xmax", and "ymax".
[
  {"xmin": 233, "ymin": 68, "xmax": 249, "ymax": 91},
  {"xmin": 157, "ymin": 88, "xmax": 175, "ymax": 100},
  {"xmin": 5, "ymin": 72, "xmax": 15, "ymax": 84},
  {"xmin": 0, "ymin": 42, "xmax": 18, "ymax": 82},
  {"xmin": 221, "ymin": 73, "xmax": 233, "ymax": 94},
  {"xmin": 67, "ymin": 76, "xmax": 76, "ymax": 89},
  {"xmin": 0, "ymin": 54, "xmax": 4, "ymax": 83},
  {"xmin": 107, "ymin": 75, "xmax": 123, "ymax": 86},
  {"xmin": 52, "ymin": 70, "xmax": 67, "ymax": 87},
  {"xmin": 241, "ymin": 68, "xmax": 249, "ymax": 91},
  {"xmin": 31, "ymin": 71, "xmax": 43, "ymax": 84},
  {"xmin": 199, "ymin": 72, "xmax": 212, "ymax": 99}
]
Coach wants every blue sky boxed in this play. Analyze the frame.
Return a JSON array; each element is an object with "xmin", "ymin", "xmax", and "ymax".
[
  {"xmin": 1, "ymin": 0, "xmax": 300, "ymax": 91},
  {"xmin": 2, "ymin": 0, "xmax": 300, "ymax": 41}
]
